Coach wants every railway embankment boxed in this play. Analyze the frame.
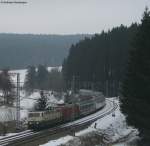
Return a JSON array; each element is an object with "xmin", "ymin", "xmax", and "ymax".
[{"xmin": 39, "ymin": 98, "xmax": 138, "ymax": 146}]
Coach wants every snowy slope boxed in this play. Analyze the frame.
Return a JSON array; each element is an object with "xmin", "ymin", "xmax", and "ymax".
[
  {"xmin": 40, "ymin": 98, "xmax": 139, "ymax": 146},
  {"xmin": 40, "ymin": 136, "xmax": 74, "ymax": 146},
  {"xmin": 91, "ymin": 98, "xmax": 139, "ymax": 144}
]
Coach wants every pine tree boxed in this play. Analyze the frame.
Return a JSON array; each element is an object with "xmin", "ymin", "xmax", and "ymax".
[
  {"xmin": 48, "ymin": 68, "xmax": 64, "ymax": 92},
  {"xmin": 37, "ymin": 65, "xmax": 49, "ymax": 90},
  {"xmin": 36, "ymin": 90, "xmax": 47, "ymax": 111},
  {"xmin": 62, "ymin": 24, "xmax": 138, "ymax": 95},
  {"xmin": 121, "ymin": 8, "xmax": 150, "ymax": 145}
]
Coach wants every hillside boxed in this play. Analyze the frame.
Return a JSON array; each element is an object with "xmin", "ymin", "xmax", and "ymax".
[
  {"xmin": 63, "ymin": 24, "xmax": 138, "ymax": 96},
  {"xmin": 0, "ymin": 34, "xmax": 90, "ymax": 69}
]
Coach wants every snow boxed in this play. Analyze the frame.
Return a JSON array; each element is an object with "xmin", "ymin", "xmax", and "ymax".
[
  {"xmin": 40, "ymin": 98, "xmax": 138, "ymax": 146},
  {"xmin": 112, "ymin": 143, "xmax": 125, "ymax": 146},
  {"xmin": 0, "ymin": 68, "xmax": 139, "ymax": 145},
  {"xmin": 39, "ymin": 136, "xmax": 73, "ymax": 146},
  {"xmin": 19, "ymin": 90, "xmax": 64, "ymax": 121},
  {"xmin": 9, "ymin": 69, "xmax": 27, "ymax": 86},
  {"xmin": 47, "ymin": 94, "xmax": 59, "ymax": 104},
  {"xmin": 0, "ymin": 67, "xmax": 63, "ymax": 122},
  {"xmin": 0, "ymin": 132, "xmax": 18, "ymax": 139},
  {"xmin": 0, "ymin": 93, "xmax": 62, "ymax": 122},
  {"xmin": 0, "ymin": 106, "xmax": 16, "ymax": 122},
  {"xmin": 20, "ymin": 91, "xmax": 41, "ymax": 110},
  {"xmin": 91, "ymin": 98, "xmax": 139, "ymax": 143},
  {"xmin": 20, "ymin": 91, "xmax": 63, "ymax": 110},
  {"xmin": 78, "ymin": 98, "xmax": 139, "ymax": 144},
  {"xmin": 9, "ymin": 66, "xmax": 62, "ymax": 85},
  {"xmin": 47, "ymin": 66, "xmax": 62, "ymax": 72},
  {"xmin": 0, "ymin": 104, "xmax": 29, "ymax": 122}
]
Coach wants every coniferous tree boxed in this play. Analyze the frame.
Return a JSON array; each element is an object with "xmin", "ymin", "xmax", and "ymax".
[
  {"xmin": 35, "ymin": 90, "xmax": 47, "ymax": 111},
  {"xmin": 37, "ymin": 65, "xmax": 49, "ymax": 89},
  {"xmin": 121, "ymin": 8, "xmax": 150, "ymax": 145},
  {"xmin": 63, "ymin": 24, "xmax": 138, "ymax": 95},
  {"xmin": 24, "ymin": 66, "xmax": 37, "ymax": 93},
  {"xmin": 48, "ymin": 68, "xmax": 64, "ymax": 92}
]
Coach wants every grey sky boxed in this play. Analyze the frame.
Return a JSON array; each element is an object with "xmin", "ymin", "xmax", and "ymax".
[{"xmin": 0, "ymin": 0, "xmax": 150, "ymax": 34}]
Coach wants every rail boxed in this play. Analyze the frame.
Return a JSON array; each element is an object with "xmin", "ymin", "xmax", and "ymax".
[{"xmin": 0, "ymin": 99, "xmax": 118, "ymax": 146}]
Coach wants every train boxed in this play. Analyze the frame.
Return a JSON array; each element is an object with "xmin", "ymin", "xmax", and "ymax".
[{"xmin": 28, "ymin": 89, "xmax": 106, "ymax": 130}]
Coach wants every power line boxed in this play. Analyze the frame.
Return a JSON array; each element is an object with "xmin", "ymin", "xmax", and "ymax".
[
  {"xmin": 9, "ymin": 73, "xmax": 21, "ymax": 130},
  {"xmin": 16, "ymin": 73, "xmax": 21, "ymax": 130}
]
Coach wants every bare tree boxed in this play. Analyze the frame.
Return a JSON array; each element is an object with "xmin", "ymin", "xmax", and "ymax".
[{"xmin": 0, "ymin": 69, "xmax": 14, "ymax": 105}]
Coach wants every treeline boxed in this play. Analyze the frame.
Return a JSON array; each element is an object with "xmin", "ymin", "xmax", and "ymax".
[
  {"xmin": 62, "ymin": 24, "xmax": 138, "ymax": 96},
  {"xmin": 24, "ymin": 65, "xmax": 64, "ymax": 93},
  {"xmin": 0, "ymin": 34, "xmax": 90, "ymax": 69},
  {"xmin": 121, "ymin": 8, "xmax": 150, "ymax": 145}
]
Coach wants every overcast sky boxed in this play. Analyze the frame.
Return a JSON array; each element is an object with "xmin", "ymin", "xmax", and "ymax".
[{"xmin": 0, "ymin": 0, "xmax": 150, "ymax": 34}]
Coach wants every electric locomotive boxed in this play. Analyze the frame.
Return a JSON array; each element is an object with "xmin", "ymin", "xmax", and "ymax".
[{"xmin": 28, "ymin": 89, "xmax": 106, "ymax": 130}]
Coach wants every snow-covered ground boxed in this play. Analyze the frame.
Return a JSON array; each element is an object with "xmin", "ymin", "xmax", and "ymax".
[
  {"xmin": 0, "ymin": 66, "xmax": 63, "ymax": 122},
  {"xmin": 20, "ymin": 90, "xmax": 64, "ymax": 121},
  {"xmin": 0, "ymin": 90, "xmax": 63, "ymax": 122},
  {"xmin": 0, "ymin": 68, "xmax": 139, "ymax": 146},
  {"xmin": 40, "ymin": 136, "xmax": 74, "ymax": 146},
  {"xmin": 0, "ymin": 106, "xmax": 16, "ymax": 122},
  {"xmin": 40, "ymin": 98, "xmax": 139, "ymax": 146}
]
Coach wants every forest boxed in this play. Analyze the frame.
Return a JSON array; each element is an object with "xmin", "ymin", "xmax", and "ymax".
[
  {"xmin": 0, "ymin": 34, "xmax": 90, "ymax": 69},
  {"xmin": 62, "ymin": 23, "xmax": 138, "ymax": 96},
  {"xmin": 63, "ymin": 8, "xmax": 150, "ymax": 145}
]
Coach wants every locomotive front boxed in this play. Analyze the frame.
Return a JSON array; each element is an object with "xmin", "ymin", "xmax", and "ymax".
[{"xmin": 28, "ymin": 110, "xmax": 62, "ymax": 130}]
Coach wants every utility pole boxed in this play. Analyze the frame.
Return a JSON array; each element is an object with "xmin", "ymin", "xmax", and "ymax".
[
  {"xmin": 71, "ymin": 75, "xmax": 75, "ymax": 94},
  {"xmin": 16, "ymin": 73, "xmax": 21, "ymax": 130},
  {"xmin": 71, "ymin": 75, "xmax": 75, "ymax": 136},
  {"xmin": 106, "ymin": 79, "xmax": 108, "ymax": 98}
]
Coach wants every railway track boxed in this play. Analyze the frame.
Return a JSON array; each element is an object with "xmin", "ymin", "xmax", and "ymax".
[{"xmin": 0, "ymin": 99, "xmax": 118, "ymax": 146}]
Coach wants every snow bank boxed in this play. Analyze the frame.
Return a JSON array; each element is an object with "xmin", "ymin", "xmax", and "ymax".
[
  {"xmin": 20, "ymin": 91, "xmax": 41, "ymax": 110},
  {"xmin": 40, "ymin": 98, "xmax": 138, "ymax": 146},
  {"xmin": 91, "ymin": 98, "xmax": 139, "ymax": 143},
  {"xmin": 0, "ymin": 132, "xmax": 18, "ymax": 139},
  {"xmin": 40, "ymin": 135, "xmax": 73, "ymax": 146}
]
